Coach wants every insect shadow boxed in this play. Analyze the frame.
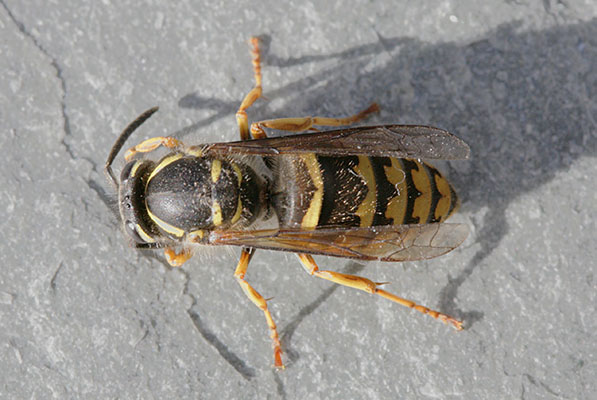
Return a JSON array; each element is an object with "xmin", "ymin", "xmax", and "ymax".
[{"xmin": 176, "ymin": 20, "xmax": 597, "ymax": 336}]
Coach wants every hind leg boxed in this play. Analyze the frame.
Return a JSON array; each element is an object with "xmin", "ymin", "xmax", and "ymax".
[{"xmin": 297, "ymin": 253, "xmax": 463, "ymax": 330}]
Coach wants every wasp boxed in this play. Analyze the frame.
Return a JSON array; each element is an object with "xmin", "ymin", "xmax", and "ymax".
[{"xmin": 105, "ymin": 38, "xmax": 470, "ymax": 368}]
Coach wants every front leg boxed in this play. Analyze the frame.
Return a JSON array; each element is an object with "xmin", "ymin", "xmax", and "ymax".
[{"xmin": 124, "ymin": 136, "xmax": 184, "ymax": 161}]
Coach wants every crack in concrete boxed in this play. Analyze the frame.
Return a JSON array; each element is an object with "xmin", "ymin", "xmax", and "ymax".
[
  {"xmin": 49, "ymin": 262, "xmax": 63, "ymax": 292},
  {"xmin": 524, "ymin": 373, "xmax": 570, "ymax": 399},
  {"xmin": 1, "ymin": 1, "xmax": 74, "ymax": 159}
]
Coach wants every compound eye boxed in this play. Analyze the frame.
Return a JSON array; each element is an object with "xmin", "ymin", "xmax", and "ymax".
[{"xmin": 124, "ymin": 220, "xmax": 146, "ymax": 244}]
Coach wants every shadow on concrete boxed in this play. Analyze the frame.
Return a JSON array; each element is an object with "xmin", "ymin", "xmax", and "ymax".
[{"xmin": 177, "ymin": 18, "xmax": 596, "ymax": 361}]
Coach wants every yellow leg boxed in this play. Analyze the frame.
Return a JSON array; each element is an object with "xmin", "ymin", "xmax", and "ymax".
[
  {"xmin": 124, "ymin": 136, "xmax": 183, "ymax": 161},
  {"xmin": 234, "ymin": 248, "xmax": 284, "ymax": 368},
  {"xmin": 236, "ymin": 37, "xmax": 264, "ymax": 141},
  {"xmin": 297, "ymin": 254, "xmax": 463, "ymax": 330},
  {"xmin": 233, "ymin": 39, "xmax": 281, "ymax": 365},
  {"xmin": 250, "ymin": 102, "xmax": 380, "ymax": 138},
  {"xmin": 164, "ymin": 248, "xmax": 193, "ymax": 267}
]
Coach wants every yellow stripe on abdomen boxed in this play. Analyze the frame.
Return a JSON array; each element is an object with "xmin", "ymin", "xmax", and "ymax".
[
  {"xmin": 353, "ymin": 156, "xmax": 376, "ymax": 227},
  {"xmin": 433, "ymin": 170, "xmax": 452, "ymax": 222},
  {"xmin": 409, "ymin": 160, "xmax": 432, "ymax": 224},
  {"xmin": 383, "ymin": 158, "xmax": 408, "ymax": 225},
  {"xmin": 300, "ymin": 154, "xmax": 324, "ymax": 229}
]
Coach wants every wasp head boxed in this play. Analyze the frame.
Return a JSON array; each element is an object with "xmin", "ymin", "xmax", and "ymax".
[
  {"xmin": 105, "ymin": 107, "xmax": 162, "ymax": 248},
  {"xmin": 116, "ymin": 159, "xmax": 162, "ymax": 247}
]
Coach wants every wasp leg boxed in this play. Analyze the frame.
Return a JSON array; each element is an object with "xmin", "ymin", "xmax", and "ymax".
[
  {"xmin": 236, "ymin": 37, "xmax": 264, "ymax": 141},
  {"xmin": 124, "ymin": 136, "xmax": 183, "ymax": 161},
  {"xmin": 164, "ymin": 248, "xmax": 193, "ymax": 267},
  {"xmin": 250, "ymin": 102, "xmax": 380, "ymax": 138},
  {"xmin": 234, "ymin": 39, "xmax": 283, "ymax": 365},
  {"xmin": 297, "ymin": 253, "xmax": 463, "ymax": 330},
  {"xmin": 234, "ymin": 247, "xmax": 284, "ymax": 368}
]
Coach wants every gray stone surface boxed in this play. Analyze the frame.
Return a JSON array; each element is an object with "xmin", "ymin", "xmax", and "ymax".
[{"xmin": 1, "ymin": 1, "xmax": 596, "ymax": 399}]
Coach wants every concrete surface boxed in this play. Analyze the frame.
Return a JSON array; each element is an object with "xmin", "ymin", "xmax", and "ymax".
[{"xmin": 1, "ymin": 0, "xmax": 596, "ymax": 399}]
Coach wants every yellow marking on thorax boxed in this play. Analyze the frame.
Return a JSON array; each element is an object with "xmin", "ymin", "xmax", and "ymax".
[
  {"xmin": 148, "ymin": 153, "xmax": 184, "ymax": 182},
  {"xmin": 433, "ymin": 172, "xmax": 452, "ymax": 222},
  {"xmin": 353, "ymin": 156, "xmax": 376, "ymax": 227},
  {"xmin": 212, "ymin": 201, "xmax": 223, "ymax": 226},
  {"xmin": 186, "ymin": 146, "xmax": 204, "ymax": 157},
  {"xmin": 146, "ymin": 208, "xmax": 185, "ymax": 238},
  {"xmin": 384, "ymin": 158, "xmax": 407, "ymax": 225},
  {"xmin": 410, "ymin": 160, "xmax": 432, "ymax": 223},
  {"xmin": 230, "ymin": 199, "xmax": 243, "ymax": 225},
  {"xmin": 300, "ymin": 154, "xmax": 323, "ymax": 230},
  {"xmin": 188, "ymin": 229, "xmax": 205, "ymax": 242},
  {"xmin": 211, "ymin": 159, "xmax": 222, "ymax": 183},
  {"xmin": 232, "ymin": 163, "xmax": 243, "ymax": 186}
]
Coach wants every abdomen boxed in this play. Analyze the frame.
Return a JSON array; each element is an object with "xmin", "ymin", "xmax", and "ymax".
[{"xmin": 272, "ymin": 154, "xmax": 459, "ymax": 229}]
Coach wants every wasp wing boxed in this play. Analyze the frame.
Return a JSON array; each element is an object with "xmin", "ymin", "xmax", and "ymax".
[
  {"xmin": 204, "ymin": 125, "xmax": 470, "ymax": 160},
  {"xmin": 208, "ymin": 223, "xmax": 468, "ymax": 262}
]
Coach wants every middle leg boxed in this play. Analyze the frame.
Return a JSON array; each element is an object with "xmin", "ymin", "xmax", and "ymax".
[
  {"xmin": 236, "ymin": 37, "xmax": 264, "ymax": 141},
  {"xmin": 250, "ymin": 102, "xmax": 380, "ymax": 138},
  {"xmin": 234, "ymin": 247, "xmax": 284, "ymax": 368}
]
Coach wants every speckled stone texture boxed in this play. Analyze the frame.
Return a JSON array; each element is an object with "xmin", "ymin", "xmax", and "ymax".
[{"xmin": 1, "ymin": 1, "xmax": 595, "ymax": 398}]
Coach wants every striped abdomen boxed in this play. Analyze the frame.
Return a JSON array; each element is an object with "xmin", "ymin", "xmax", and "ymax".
[{"xmin": 272, "ymin": 154, "xmax": 459, "ymax": 230}]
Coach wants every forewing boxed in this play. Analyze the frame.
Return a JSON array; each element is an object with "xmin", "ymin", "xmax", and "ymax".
[
  {"xmin": 208, "ymin": 223, "xmax": 468, "ymax": 262},
  {"xmin": 204, "ymin": 125, "xmax": 470, "ymax": 160}
]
